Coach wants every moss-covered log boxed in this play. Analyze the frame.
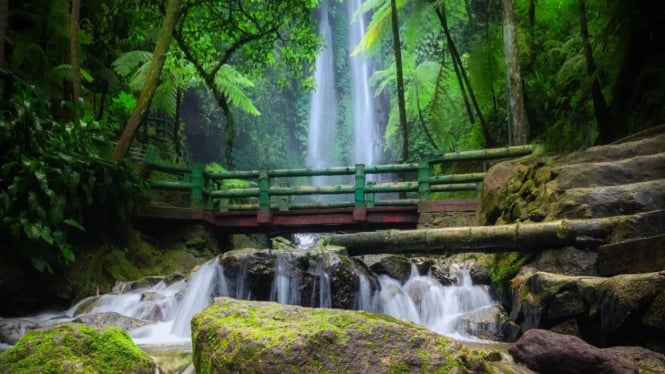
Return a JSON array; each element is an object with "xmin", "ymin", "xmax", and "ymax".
[{"xmin": 325, "ymin": 210, "xmax": 665, "ymax": 256}]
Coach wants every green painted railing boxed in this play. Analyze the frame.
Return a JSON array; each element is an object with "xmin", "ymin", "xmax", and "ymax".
[{"xmin": 146, "ymin": 144, "xmax": 540, "ymax": 212}]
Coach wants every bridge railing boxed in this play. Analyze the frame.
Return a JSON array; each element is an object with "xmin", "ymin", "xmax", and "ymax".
[{"xmin": 146, "ymin": 144, "xmax": 538, "ymax": 217}]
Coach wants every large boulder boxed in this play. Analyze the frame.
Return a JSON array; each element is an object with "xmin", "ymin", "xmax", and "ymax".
[
  {"xmin": 192, "ymin": 297, "xmax": 494, "ymax": 374},
  {"xmin": 0, "ymin": 322, "xmax": 155, "ymax": 373},
  {"xmin": 509, "ymin": 329, "xmax": 638, "ymax": 374}
]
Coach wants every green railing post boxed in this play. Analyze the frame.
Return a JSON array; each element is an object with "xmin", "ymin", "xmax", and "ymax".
[
  {"xmin": 418, "ymin": 161, "xmax": 431, "ymax": 201},
  {"xmin": 353, "ymin": 164, "xmax": 367, "ymax": 221},
  {"xmin": 257, "ymin": 169, "xmax": 272, "ymax": 223},
  {"xmin": 366, "ymin": 182, "xmax": 376, "ymax": 208},
  {"xmin": 191, "ymin": 164, "xmax": 203, "ymax": 209}
]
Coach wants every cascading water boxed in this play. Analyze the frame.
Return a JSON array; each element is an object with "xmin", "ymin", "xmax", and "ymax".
[
  {"xmin": 7, "ymin": 253, "xmax": 500, "ymax": 350},
  {"xmin": 306, "ymin": 0, "xmax": 381, "ymax": 180},
  {"xmin": 376, "ymin": 264, "xmax": 500, "ymax": 340},
  {"xmin": 348, "ymin": 0, "xmax": 380, "ymax": 167},
  {"xmin": 307, "ymin": 0, "xmax": 338, "ymax": 179}
]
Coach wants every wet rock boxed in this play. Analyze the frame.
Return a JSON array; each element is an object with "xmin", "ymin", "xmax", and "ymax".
[
  {"xmin": 602, "ymin": 346, "xmax": 665, "ymax": 374},
  {"xmin": 0, "ymin": 322, "xmax": 155, "ymax": 373},
  {"xmin": 73, "ymin": 311, "xmax": 151, "ymax": 331},
  {"xmin": 550, "ymin": 318, "xmax": 581, "ymax": 337},
  {"xmin": 230, "ymin": 233, "xmax": 270, "ymax": 250},
  {"xmin": 530, "ymin": 246, "xmax": 598, "ymax": 275},
  {"xmin": 508, "ymin": 270, "xmax": 665, "ymax": 346},
  {"xmin": 509, "ymin": 329, "xmax": 638, "ymax": 374},
  {"xmin": 597, "ymin": 235, "xmax": 665, "ymax": 277},
  {"xmin": 369, "ymin": 255, "xmax": 412, "ymax": 283},
  {"xmin": 112, "ymin": 274, "xmax": 184, "ymax": 294},
  {"xmin": 192, "ymin": 297, "xmax": 493, "ymax": 374},
  {"xmin": 0, "ymin": 318, "xmax": 39, "ymax": 345},
  {"xmin": 218, "ymin": 246, "xmax": 378, "ymax": 309}
]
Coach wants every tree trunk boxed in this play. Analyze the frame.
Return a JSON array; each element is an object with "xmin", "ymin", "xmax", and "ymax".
[
  {"xmin": 70, "ymin": 0, "xmax": 81, "ymax": 112},
  {"xmin": 0, "ymin": 0, "xmax": 7, "ymax": 96},
  {"xmin": 0, "ymin": 0, "xmax": 7, "ymax": 68},
  {"xmin": 578, "ymin": 0, "xmax": 610, "ymax": 144},
  {"xmin": 173, "ymin": 88, "xmax": 182, "ymax": 162},
  {"xmin": 502, "ymin": 0, "xmax": 529, "ymax": 145},
  {"xmin": 325, "ymin": 211, "xmax": 663, "ymax": 256},
  {"xmin": 435, "ymin": 4, "xmax": 495, "ymax": 147},
  {"xmin": 112, "ymin": 0, "xmax": 181, "ymax": 160},
  {"xmin": 219, "ymin": 94, "xmax": 235, "ymax": 169},
  {"xmin": 390, "ymin": 0, "xmax": 408, "ymax": 162}
]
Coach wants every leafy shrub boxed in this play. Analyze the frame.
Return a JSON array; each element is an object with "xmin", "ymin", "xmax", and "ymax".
[{"xmin": 0, "ymin": 87, "xmax": 147, "ymax": 272}]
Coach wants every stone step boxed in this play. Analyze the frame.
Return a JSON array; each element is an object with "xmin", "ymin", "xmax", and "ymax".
[
  {"xmin": 549, "ymin": 179, "xmax": 665, "ymax": 219},
  {"xmin": 559, "ymin": 128, "xmax": 665, "ymax": 164},
  {"xmin": 553, "ymin": 151, "xmax": 665, "ymax": 189},
  {"xmin": 597, "ymin": 234, "xmax": 665, "ymax": 276}
]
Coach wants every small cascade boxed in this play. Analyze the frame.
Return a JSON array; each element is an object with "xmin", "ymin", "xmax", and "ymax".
[
  {"xmin": 9, "ymin": 250, "xmax": 502, "ymax": 349},
  {"xmin": 270, "ymin": 255, "xmax": 302, "ymax": 306},
  {"xmin": 374, "ymin": 264, "xmax": 500, "ymax": 340},
  {"xmin": 354, "ymin": 273, "xmax": 378, "ymax": 311},
  {"xmin": 170, "ymin": 259, "xmax": 219, "ymax": 337}
]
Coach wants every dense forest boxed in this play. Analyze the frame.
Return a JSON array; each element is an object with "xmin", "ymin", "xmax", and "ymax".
[{"xmin": 1, "ymin": 0, "xmax": 664, "ymax": 272}]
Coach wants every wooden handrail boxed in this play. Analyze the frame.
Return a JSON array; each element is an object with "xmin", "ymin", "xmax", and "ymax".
[{"xmin": 143, "ymin": 144, "xmax": 536, "ymax": 212}]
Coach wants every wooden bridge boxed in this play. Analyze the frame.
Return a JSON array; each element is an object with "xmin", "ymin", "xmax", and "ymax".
[{"xmin": 138, "ymin": 145, "xmax": 538, "ymax": 233}]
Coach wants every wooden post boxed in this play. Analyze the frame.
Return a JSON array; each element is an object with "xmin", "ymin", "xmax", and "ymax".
[
  {"xmin": 191, "ymin": 164, "xmax": 203, "ymax": 209},
  {"xmin": 257, "ymin": 169, "xmax": 272, "ymax": 224},
  {"xmin": 418, "ymin": 161, "xmax": 431, "ymax": 201},
  {"xmin": 353, "ymin": 164, "xmax": 367, "ymax": 221},
  {"xmin": 366, "ymin": 182, "xmax": 376, "ymax": 208}
]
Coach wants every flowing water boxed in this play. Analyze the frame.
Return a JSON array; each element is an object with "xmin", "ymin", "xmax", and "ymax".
[
  {"xmin": 306, "ymin": 0, "xmax": 338, "ymax": 178},
  {"xmin": 10, "ymin": 250, "xmax": 500, "ymax": 349},
  {"xmin": 348, "ymin": 0, "xmax": 380, "ymax": 167}
]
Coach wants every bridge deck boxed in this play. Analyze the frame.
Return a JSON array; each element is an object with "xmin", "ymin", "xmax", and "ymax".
[{"xmin": 137, "ymin": 199, "xmax": 479, "ymax": 233}]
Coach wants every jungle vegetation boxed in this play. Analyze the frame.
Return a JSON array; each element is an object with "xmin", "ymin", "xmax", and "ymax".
[{"xmin": 1, "ymin": 0, "xmax": 663, "ymax": 271}]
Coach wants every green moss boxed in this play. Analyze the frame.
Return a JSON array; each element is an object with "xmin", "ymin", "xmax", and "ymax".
[
  {"xmin": 193, "ymin": 298, "xmax": 491, "ymax": 374},
  {"xmin": 490, "ymin": 252, "xmax": 533, "ymax": 295},
  {"xmin": 0, "ymin": 323, "xmax": 155, "ymax": 374}
]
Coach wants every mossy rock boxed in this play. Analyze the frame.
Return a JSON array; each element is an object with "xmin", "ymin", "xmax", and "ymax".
[
  {"xmin": 0, "ymin": 322, "xmax": 155, "ymax": 374},
  {"xmin": 192, "ymin": 297, "xmax": 494, "ymax": 374}
]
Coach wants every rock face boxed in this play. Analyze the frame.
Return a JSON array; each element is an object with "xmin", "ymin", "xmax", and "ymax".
[
  {"xmin": 478, "ymin": 128, "xmax": 665, "ymax": 350},
  {"xmin": 509, "ymin": 329, "xmax": 638, "ymax": 374},
  {"xmin": 0, "ymin": 322, "xmax": 155, "ymax": 374},
  {"xmin": 192, "ymin": 297, "xmax": 493, "ymax": 374},
  {"xmin": 508, "ymin": 270, "xmax": 665, "ymax": 347},
  {"xmin": 219, "ymin": 246, "xmax": 378, "ymax": 309},
  {"xmin": 480, "ymin": 129, "xmax": 665, "ymax": 225}
]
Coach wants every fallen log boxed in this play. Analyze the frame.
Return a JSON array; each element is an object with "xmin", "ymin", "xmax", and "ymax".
[{"xmin": 324, "ymin": 210, "xmax": 665, "ymax": 256}]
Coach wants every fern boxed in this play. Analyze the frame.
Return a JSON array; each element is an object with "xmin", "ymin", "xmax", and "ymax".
[
  {"xmin": 214, "ymin": 65, "xmax": 260, "ymax": 116},
  {"xmin": 112, "ymin": 50, "xmax": 152, "ymax": 77}
]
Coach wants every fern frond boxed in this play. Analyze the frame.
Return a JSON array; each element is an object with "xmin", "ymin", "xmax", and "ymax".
[
  {"xmin": 112, "ymin": 50, "xmax": 152, "ymax": 77},
  {"xmin": 151, "ymin": 81, "xmax": 177, "ymax": 116},
  {"xmin": 215, "ymin": 65, "xmax": 260, "ymax": 116}
]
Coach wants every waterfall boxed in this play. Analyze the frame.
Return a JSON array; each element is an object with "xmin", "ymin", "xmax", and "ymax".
[
  {"xmin": 348, "ymin": 0, "xmax": 379, "ymax": 166},
  {"xmin": 10, "ymin": 255, "xmax": 501, "ymax": 348},
  {"xmin": 170, "ymin": 259, "xmax": 219, "ymax": 337},
  {"xmin": 270, "ymin": 255, "xmax": 302, "ymax": 306},
  {"xmin": 307, "ymin": 0, "xmax": 381, "ymax": 176},
  {"xmin": 375, "ymin": 264, "xmax": 500, "ymax": 340},
  {"xmin": 307, "ymin": 0, "xmax": 338, "ymax": 177}
]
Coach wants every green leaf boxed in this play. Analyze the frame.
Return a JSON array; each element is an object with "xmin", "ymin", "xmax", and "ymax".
[
  {"xmin": 41, "ymin": 226, "xmax": 55, "ymax": 245},
  {"xmin": 63, "ymin": 218, "xmax": 85, "ymax": 231},
  {"xmin": 61, "ymin": 246, "xmax": 75, "ymax": 263},
  {"xmin": 30, "ymin": 257, "xmax": 48, "ymax": 272}
]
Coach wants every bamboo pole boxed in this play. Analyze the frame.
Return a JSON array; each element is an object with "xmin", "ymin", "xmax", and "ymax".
[{"xmin": 324, "ymin": 211, "xmax": 662, "ymax": 256}]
